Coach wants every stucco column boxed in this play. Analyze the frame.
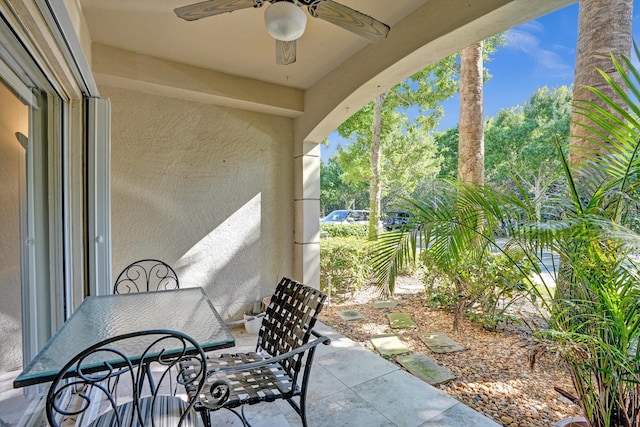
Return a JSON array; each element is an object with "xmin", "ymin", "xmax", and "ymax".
[{"xmin": 293, "ymin": 142, "xmax": 320, "ymax": 288}]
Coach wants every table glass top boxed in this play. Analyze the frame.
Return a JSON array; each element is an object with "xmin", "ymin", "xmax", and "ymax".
[{"xmin": 14, "ymin": 287, "xmax": 234, "ymax": 387}]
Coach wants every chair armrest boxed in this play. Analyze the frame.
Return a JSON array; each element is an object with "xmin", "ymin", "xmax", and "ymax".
[
  {"xmin": 310, "ymin": 329, "xmax": 326, "ymax": 339},
  {"xmin": 209, "ymin": 334, "xmax": 330, "ymax": 375}
]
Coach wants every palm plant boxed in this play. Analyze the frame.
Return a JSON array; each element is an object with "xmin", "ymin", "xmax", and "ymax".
[{"xmin": 372, "ymin": 46, "xmax": 640, "ymax": 427}]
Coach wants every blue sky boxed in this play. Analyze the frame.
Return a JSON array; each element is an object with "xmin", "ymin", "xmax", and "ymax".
[{"xmin": 321, "ymin": 2, "xmax": 639, "ymax": 161}]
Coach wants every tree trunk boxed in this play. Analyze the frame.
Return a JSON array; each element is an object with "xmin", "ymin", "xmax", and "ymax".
[
  {"xmin": 453, "ymin": 42, "xmax": 484, "ymax": 333},
  {"xmin": 569, "ymin": 0, "xmax": 633, "ymax": 166},
  {"xmin": 369, "ymin": 92, "xmax": 387, "ymax": 239},
  {"xmin": 458, "ymin": 42, "xmax": 484, "ymax": 185}
]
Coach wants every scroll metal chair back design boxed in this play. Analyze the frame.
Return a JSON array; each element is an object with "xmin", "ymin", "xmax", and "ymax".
[
  {"xmin": 183, "ymin": 277, "xmax": 330, "ymax": 427},
  {"xmin": 114, "ymin": 259, "xmax": 179, "ymax": 294},
  {"xmin": 46, "ymin": 329, "xmax": 206, "ymax": 427}
]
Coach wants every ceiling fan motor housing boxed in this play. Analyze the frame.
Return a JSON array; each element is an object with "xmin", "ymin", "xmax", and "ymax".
[{"xmin": 264, "ymin": 1, "xmax": 307, "ymax": 41}]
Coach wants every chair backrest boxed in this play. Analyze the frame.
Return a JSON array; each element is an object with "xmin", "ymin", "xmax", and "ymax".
[
  {"xmin": 114, "ymin": 259, "xmax": 179, "ymax": 293},
  {"xmin": 257, "ymin": 277, "xmax": 327, "ymax": 382},
  {"xmin": 46, "ymin": 329, "xmax": 206, "ymax": 427}
]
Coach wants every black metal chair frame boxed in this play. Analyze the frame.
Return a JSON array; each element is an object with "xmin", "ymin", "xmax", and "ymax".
[
  {"xmin": 183, "ymin": 277, "xmax": 330, "ymax": 427},
  {"xmin": 113, "ymin": 259, "xmax": 179, "ymax": 294},
  {"xmin": 46, "ymin": 329, "xmax": 206, "ymax": 427}
]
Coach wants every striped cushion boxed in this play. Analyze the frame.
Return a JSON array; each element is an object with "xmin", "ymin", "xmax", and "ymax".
[{"xmin": 88, "ymin": 395, "xmax": 203, "ymax": 427}]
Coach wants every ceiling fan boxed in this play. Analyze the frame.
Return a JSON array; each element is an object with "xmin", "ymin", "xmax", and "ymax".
[{"xmin": 174, "ymin": 0, "xmax": 390, "ymax": 65}]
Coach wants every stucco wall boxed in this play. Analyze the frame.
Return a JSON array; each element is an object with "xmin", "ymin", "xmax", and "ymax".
[
  {"xmin": 103, "ymin": 86, "xmax": 294, "ymax": 319},
  {"xmin": 0, "ymin": 84, "xmax": 28, "ymax": 371}
]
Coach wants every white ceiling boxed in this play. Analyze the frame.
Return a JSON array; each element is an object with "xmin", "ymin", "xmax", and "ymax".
[{"xmin": 78, "ymin": 0, "xmax": 429, "ymax": 90}]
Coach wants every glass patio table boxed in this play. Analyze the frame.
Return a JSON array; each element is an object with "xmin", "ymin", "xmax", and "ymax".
[{"xmin": 13, "ymin": 287, "xmax": 235, "ymax": 388}]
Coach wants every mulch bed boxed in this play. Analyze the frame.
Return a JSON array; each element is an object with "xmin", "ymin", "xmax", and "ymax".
[{"xmin": 319, "ymin": 274, "xmax": 583, "ymax": 427}]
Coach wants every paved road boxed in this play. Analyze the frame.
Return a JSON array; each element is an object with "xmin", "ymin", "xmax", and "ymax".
[
  {"xmin": 494, "ymin": 238, "xmax": 558, "ymax": 287},
  {"xmin": 416, "ymin": 236, "xmax": 559, "ymax": 287}
]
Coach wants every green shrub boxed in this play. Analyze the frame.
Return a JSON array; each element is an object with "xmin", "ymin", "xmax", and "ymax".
[
  {"xmin": 320, "ymin": 236, "xmax": 373, "ymax": 300},
  {"xmin": 320, "ymin": 223, "xmax": 368, "ymax": 238},
  {"xmin": 423, "ymin": 251, "xmax": 534, "ymax": 331}
]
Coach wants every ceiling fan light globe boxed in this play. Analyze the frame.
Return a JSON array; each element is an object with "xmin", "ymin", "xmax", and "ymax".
[{"xmin": 264, "ymin": 2, "xmax": 307, "ymax": 42}]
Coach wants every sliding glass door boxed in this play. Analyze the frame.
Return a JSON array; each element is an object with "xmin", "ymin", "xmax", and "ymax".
[
  {"xmin": 0, "ymin": 13, "xmax": 62, "ymax": 377},
  {"xmin": 0, "ymin": 76, "xmax": 30, "ymax": 373},
  {"xmin": 0, "ymin": 7, "xmax": 110, "ymax": 424}
]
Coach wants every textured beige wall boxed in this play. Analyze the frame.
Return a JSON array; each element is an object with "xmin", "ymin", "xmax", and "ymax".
[
  {"xmin": 103, "ymin": 86, "xmax": 294, "ymax": 319},
  {"xmin": 0, "ymin": 84, "xmax": 28, "ymax": 371}
]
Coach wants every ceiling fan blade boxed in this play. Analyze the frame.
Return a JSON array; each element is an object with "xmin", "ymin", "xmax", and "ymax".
[
  {"xmin": 276, "ymin": 39, "xmax": 296, "ymax": 65},
  {"xmin": 174, "ymin": 0, "xmax": 260, "ymax": 21},
  {"xmin": 310, "ymin": 0, "xmax": 389, "ymax": 43}
]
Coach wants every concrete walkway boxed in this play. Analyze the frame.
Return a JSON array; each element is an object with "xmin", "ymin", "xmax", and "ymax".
[{"xmin": 209, "ymin": 322, "xmax": 500, "ymax": 427}]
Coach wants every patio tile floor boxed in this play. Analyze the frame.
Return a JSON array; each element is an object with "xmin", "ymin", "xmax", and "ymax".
[
  {"xmin": 0, "ymin": 322, "xmax": 500, "ymax": 426},
  {"xmin": 205, "ymin": 322, "xmax": 500, "ymax": 427}
]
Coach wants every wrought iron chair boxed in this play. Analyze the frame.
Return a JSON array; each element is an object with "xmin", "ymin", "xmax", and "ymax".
[
  {"xmin": 114, "ymin": 259, "xmax": 179, "ymax": 294},
  {"xmin": 182, "ymin": 277, "xmax": 330, "ymax": 427},
  {"xmin": 46, "ymin": 329, "xmax": 206, "ymax": 427}
]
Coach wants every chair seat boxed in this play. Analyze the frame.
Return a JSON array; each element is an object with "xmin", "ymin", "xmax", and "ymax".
[
  {"xmin": 88, "ymin": 395, "xmax": 204, "ymax": 427},
  {"xmin": 186, "ymin": 352, "xmax": 299, "ymax": 410}
]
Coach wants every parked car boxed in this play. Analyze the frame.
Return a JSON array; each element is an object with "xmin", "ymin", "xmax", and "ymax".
[
  {"xmin": 383, "ymin": 211, "xmax": 415, "ymax": 231},
  {"xmin": 321, "ymin": 209, "xmax": 370, "ymax": 224}
]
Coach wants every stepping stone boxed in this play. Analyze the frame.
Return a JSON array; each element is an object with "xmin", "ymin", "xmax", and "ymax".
[
  {"xmin": 397, "ymin": 354, "xmax": 455, "ymax": 385},
  {"xmin": 387, "ymin": 313, "xmax": 416, "ymax": 329},
  {"xmin": 373, "ymin": 301, "xmax": 399, "ymax": 309},
  {"xmin": 370, "ymin": 334, "xmax": 410, "ymax": 356},
  {"xmin": 337, "ymin": 309, "xmax": 364, "ymax": 321},
  {"xmin": 419, "ymin": 332, "xmax": 465, "ymax": 353}
]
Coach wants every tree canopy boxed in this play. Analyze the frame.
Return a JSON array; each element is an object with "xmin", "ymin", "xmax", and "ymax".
[
  {"xmin": 328, "ymin": 54, "xmax": 460, "ymax": 219},
  {"xmin": 320, "ymin": 155, "xmax": 368, "ymax": 215},
  {"xmin": 436, "ymin": 85, "xmax": 572, "ymax": 214},
  {"xmin": 322, "ymin": 36, "xmax": 506, "ymax": 222}
]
